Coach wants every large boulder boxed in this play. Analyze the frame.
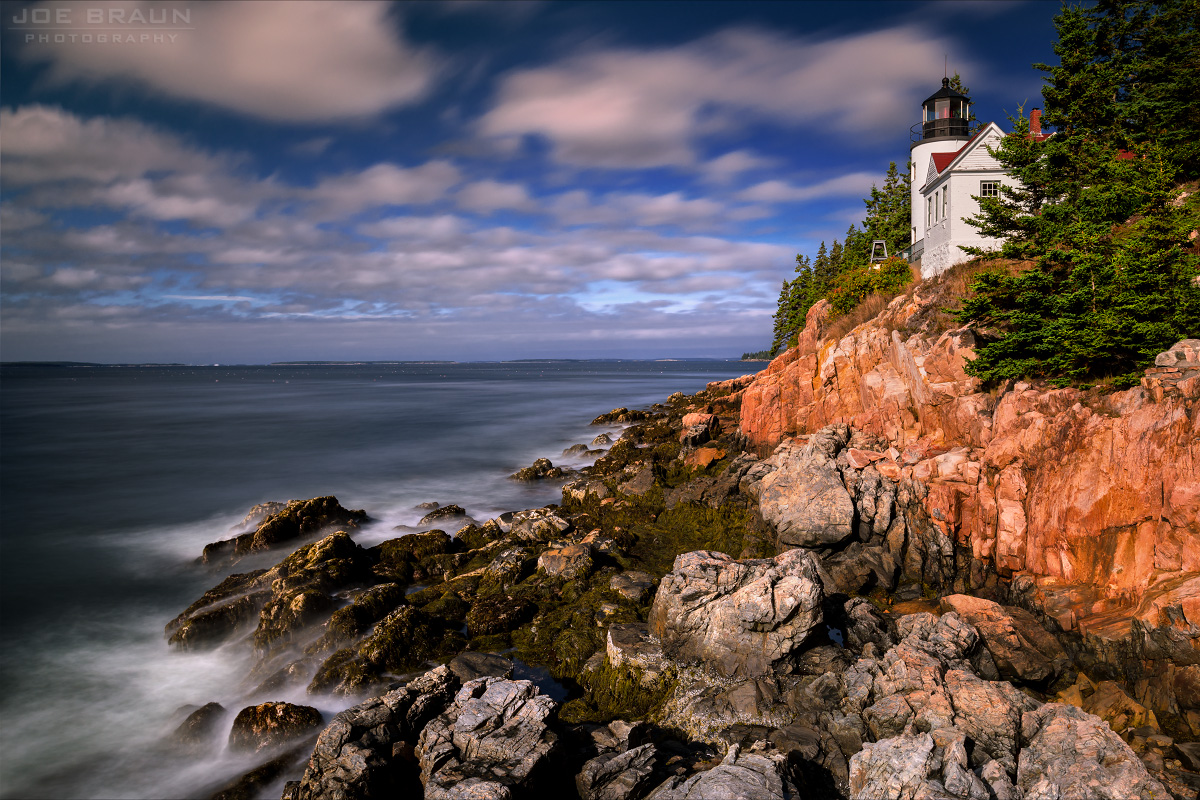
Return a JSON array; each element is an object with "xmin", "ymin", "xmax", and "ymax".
[
  {"xmin": 171, "ymin": 702, "xmax": 226, "ymax": 748},
  {"xmin": 938, "ymin": 594, "xmax": 1069, "ymax": 684},
  {"xmin": 1016, "ymin": 703, "xmax": 1170, "ymax": 800},
  {"xmin": 849, "ymin": 729, "xmax": 992, "ymax": 800},
  {"xmin": 648, "ymin": 549, "xmax": 823, "ymax": 678},
  {"xmin": 538, "ymin": 543, "xmax": 594, "ymax": 580},
  {"xmin": 745, "ymin": 428, "xmax": 856, "ymax": 548},
  {"xmin": 576, "ymin": 743, "xmax": 660, "ymax": 800},
  {"xmin": 228, "ymin": 702, "xmax": 323, "ymax": 754},
  {"xmin": 285, "ymin": 665, "xmax": 458, "ymax": 800},
  {"xmin": 415, "ymin": 678, "xmax": 560, "ymax": 800},
  {"xmin": 167, "ymin": 530, "xmax": 373, "ymax": 651},
  {"xmin": 202, "ymin": 496, "xmax": 367, "ymax": 563}
]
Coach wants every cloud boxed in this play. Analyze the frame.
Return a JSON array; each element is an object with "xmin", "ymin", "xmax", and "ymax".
[
  {"xmin": 0, "ymin": 105, "xmax": 237, "ymax": 186},
  {"xmin": 736, "ymin": 171, "xmax": 878, "ymax": 203},
  {"xmin": 456, "ymin": 180, "xmax": 536, "ymax": 214},
  {"xmin": 18, "ymin": 1, "xmax": 440, "ymax": 122},
  {"xmin": 359, "ymin": 215, "xmax": 469, "ymax": 241},
  {"xmin": 310, "ymin": 161, "xmax": 462, "ymax": 214},
  {"xmin": 479, "ymin": 25, "xmax": 969, "ymax": 167},
  {"xmin": 102, "ymin": 179, "xmax": 257, "ymax": 226},
  {"xmin": 549, "ymin": 190, "xmax": 730, "ymax": 230},
  {"xmin": 700, "ymin": 150, "xmax": 777, "ymax": 183}
]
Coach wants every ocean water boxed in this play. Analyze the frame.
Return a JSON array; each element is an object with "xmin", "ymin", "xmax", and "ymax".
[{"xmin": 0, "ymin": 360, "xmax": 752, "ymax": 799}]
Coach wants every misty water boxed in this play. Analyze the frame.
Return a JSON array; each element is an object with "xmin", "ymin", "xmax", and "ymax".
[{"xmin": 0, "ymin": 360, "xmax": 752, "ymax": 799}]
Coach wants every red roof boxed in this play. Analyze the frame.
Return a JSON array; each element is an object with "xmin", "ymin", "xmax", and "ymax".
[{"xmin": 931, "ymin": 151, "xmax": 958, "ymax": 173}]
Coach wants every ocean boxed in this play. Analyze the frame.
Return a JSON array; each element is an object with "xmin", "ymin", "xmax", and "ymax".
[{"xmin": 0, "ymin": 360, "xmax": 753, "ymax": 799}]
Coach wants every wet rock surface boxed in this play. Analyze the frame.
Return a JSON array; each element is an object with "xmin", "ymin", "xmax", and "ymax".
[
  {"xmin": 228, "ymin": 702, "xmax": 324, "ymax": 753},
  {"xmin": 202, "ymin": 496, "xmax": 367, "ymax": 565}
]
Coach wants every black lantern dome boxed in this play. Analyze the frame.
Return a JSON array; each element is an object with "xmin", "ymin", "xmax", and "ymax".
[{"xmin": 918, "ymin": 77, "xmax": 971, "ymax": 141}]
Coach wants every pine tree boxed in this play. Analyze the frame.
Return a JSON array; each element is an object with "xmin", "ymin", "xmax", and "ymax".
[
  {"xmin": 862, "ymin": 161, "xmax": 912, "ymax": 258},
  {"xmin": 959, "ymin": 0, "xmax": 1200, "ymax": 387}
]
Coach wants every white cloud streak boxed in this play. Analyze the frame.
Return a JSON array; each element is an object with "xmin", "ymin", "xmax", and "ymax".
[
  {"xmin": 480, "ymin": 25, "xmax": 971, "ymax": 167},
  {"xmin": 18, "ymin": 1, "xmax": 440, "ymax": 122}
]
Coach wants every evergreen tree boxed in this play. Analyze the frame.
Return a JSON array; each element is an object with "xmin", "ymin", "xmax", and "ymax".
[
  {"xmin": 959, "ymin": 0, "xmax": 1200, "ymax": 386},
  {"xmin": 862, "ymin": 161, "xmax": 912, "ymax": 257}
]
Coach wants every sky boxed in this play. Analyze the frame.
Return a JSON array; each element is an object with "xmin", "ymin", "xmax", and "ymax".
[{"xmin": 0, "ymin": 0, "xmax": 1061, "ymax": 363}]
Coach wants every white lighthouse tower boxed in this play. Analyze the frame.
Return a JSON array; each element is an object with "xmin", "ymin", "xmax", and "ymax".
[{"xmin": 909, "ymin": 78, "xmax": 972, "ymax": 261}]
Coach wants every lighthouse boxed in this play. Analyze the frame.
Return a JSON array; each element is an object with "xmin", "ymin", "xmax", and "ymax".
[{"xmin": 909, "ymin": 78, "xmax": 972, "ymax": 257}]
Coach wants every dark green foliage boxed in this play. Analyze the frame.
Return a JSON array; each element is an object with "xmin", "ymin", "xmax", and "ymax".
[
  {"xmin": 861, "ymin": 162, "xmax": 913, "ymax": 259},
  {"xmin": 558, "ymin": 661, "xmax": 677, "ymax": 725},
  {"xmin": 770, "ymin": 162, "xmax": 913, "ymax": 355},
  {"xmin": 960, "ymin": 0, "xmax": 1200, "ymax": 386},
  {"xmin": 826, "ymin": 257, "xmax": 916, "ymax": 317},
  {"xmin": 740, "ymin": 350, "xmax": 772, "ymax": 360}
]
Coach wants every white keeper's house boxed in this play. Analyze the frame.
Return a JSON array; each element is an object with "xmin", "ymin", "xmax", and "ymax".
[{"xmin": 906, "ymin": 78, "xmax": 1046, "ymax": 278}]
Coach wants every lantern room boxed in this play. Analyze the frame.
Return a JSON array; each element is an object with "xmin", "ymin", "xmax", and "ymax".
[{"xmin": 919, "ymin": 77, "xmax": 971, "ymax": 141}]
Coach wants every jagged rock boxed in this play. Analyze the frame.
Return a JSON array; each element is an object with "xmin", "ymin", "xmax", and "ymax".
[
  {"xmin": 538, "ymin": 543, "xmax": 594, "ymax": 580},
  {"xmin": 308, "ymin": 605, "xmax": 444, "ymax": 695},
  {"xmin": 737, "ymin": 293, "xmax": 1200, "ymax": 724},
  {"xmin": 286, "ymin": 665, "xmax": 457, "ymax": 800},
  {"xmin": 942, "ymin": 668, "xmax": 1024, "ymax": 773},
  {"xmin": 228, "ymin": 702, "xmax": 323, "ymax": 753},
  {"xmin": 563, "ymin": 478, "xmax": 611, "ymax": 504},
  {"xmin": 746, "ymin": 428, "xmax": 856, "ymax": 548},
  {"xmin": 172, "ymin": 702, "xmax": 226, "ymax": 747},
  {"xmin": 592, "ymin": 433, "xmax": 614, "ymax": 447},
  {"xmin": 645, "ymin": 744, "xmax": 798, "ymax": 800},
  {"xmin": 821, "ymin": 542, "xmax": 897, "ymax": 595},
  {"xmin": 618, "ymin": 466, "xmax": 656, "ymax": 497},
  {"xmin": 202, "ymin": 496, "xmax": 367, "ymax": 563},
  {"xmin": 511, "ymin": 458, "xmax": 568, "ymax": 481},
  {"xmin": 795, "ymin": 645, "xmax": 854, "ymax": 676},
  {"xmin": 842, "ymin": 597, "xmax": 898, "ymax": 653},
  {"xmin": 850, "ymin": 729, "xmax": 990, "ymax": 800},
  {"xmin": 213, "ymin": 745, "xmax": 310, "ymax": 800},
  {"xmin": 167, "ymin": 531, "xmax": 372, "ymax": 651},
  {"xmin": 507, "ymin": 508, "xmax": 571, "ymax": 541},
  {"xmin": 1082, "ymin": 680, "xmax": 1160, "ymax": 733},
  {"xmin": 415, "ymin": 678, "xmax": 560, "ymax": 799},
  {"xmin": 593, "ymin": 407, "xmax": 648, "ymax": 425},
  {"xmin": 449, "ymin": 652, "xmax": 514, "ymax": 684},
  {"xmin": 465, "ymin": 594, "xmax": 535, "ymax": 637},
  {"xmin": 610, "ymin": 571, "xmax": 656, "ymax": 603},
  {"xmin": 938, "ymin": 594, "xmax": 1068, "ymax": 684},
  {"xmin": 483, "ymin": 547, "xmax": 533, "ymax": 586},
  {"xmin": 371, "ymin": 530, "xmax": 454, "ymax": 582},
  {"xmin": 649, "ymin": 548, "xmax": 823, "ymax": 678},
  {"xmin": 240, "ymin": 501, "xmax": 286, "ymax": 529},
  {"xmin": 862, "ymin": 694, "xmax": 913, "ymax": 741},
  {"xmin": 319, "ymin": 583, "xmax": 407, "ymax": 650},
  {"xmin": 1016, "ymin": 703, "xmax": 1170, "ymax": 800},
  {"xmin": 420, "ymin": 504, "xmax": 469, "ymax": 525},
  {"xmin": 576, "ymin": 743, "xmax": 659, "ymax": 800}
]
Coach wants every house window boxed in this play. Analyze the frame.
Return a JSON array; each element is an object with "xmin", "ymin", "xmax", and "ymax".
[
  {"xmin": 980, "ymin": 180, "xmax": 1000, "ymax": 198},
  {"xmin": 942, "ymin": 190, "xmax": 948, "ymax": 220},
  {"xmin": 927, "ymin": 196, "xmax": 932, "ymax": 228}
]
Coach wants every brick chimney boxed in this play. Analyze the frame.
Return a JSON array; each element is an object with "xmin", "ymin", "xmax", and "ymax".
[{"xmin": 1030, "ymin": 108, "xmax": 1042, "ymax": 136}]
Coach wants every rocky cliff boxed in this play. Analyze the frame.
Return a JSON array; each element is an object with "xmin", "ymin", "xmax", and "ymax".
[{"xmin": 728, "ymin": 284, "xmax": 1200, "ymax": 734}]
